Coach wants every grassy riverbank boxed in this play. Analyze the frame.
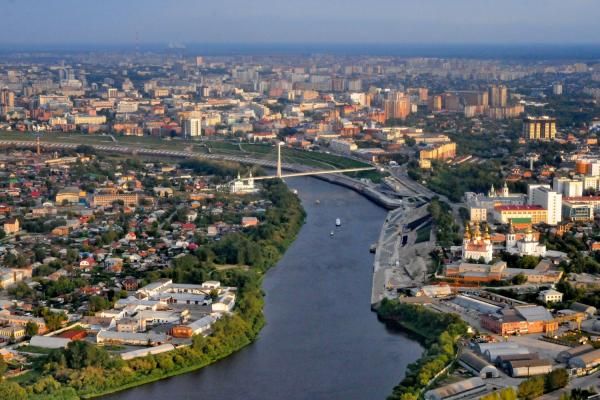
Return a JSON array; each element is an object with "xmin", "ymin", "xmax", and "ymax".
[
  {"xmin": 376, "ymin": 299, "xmax": 468, "ymax": 400},
  {"xmin": 4, "ymin": 179, "xmax": 306, "ymax": 399}
]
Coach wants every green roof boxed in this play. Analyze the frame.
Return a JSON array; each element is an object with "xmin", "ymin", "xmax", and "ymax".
[{"xmin": 510, "ymin": 217, "xmax": 532, "ymax": 223}]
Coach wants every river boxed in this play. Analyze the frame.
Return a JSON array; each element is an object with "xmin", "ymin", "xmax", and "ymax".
[{"xmin": 106, "ymin": 176, "xmax": 422, "ymax": 400}]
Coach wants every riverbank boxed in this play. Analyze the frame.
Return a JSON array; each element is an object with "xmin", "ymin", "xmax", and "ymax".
[
  {"xmin": 97, "ymin": 175, "xmax": 422, "ymax": 400},
  {"xmin": 376, "ymin": 299, "xmax": 468, "ymax": 400},
  {"xmin": 7, "ymin": 179, "xmax": 306, "ymax": 399}
]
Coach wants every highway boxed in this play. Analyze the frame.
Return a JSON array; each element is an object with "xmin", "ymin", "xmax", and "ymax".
[{"xmin": 0, "ymin": 139, "xmax": 404, "ymax": 209}]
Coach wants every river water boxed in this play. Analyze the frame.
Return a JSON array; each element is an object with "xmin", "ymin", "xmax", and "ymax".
[{"xmin": 106, "ymin": 176, "xmax": 422, "ymax": 400}]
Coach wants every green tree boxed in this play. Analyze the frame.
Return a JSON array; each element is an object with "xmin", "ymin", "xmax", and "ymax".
[
  {"xmin": 570, "ymin": 388, "xmax": 597, "ymax": 400},
  {"xmin": 89, "ymin": 296, "xmax": 112, "ymax": 313},
  {"xmin": 0, "ymin": 356, "xmax": 7, "ymax": 376},
  {"xmin": 512, "ymin": 273, "xmax": 527, "ymax": 285},
  {"xmin": 25, "ymin": 321, "xmax": 39, "ymax": 337},
  {"xmin": 545, "ymin": 368, "xmax": 569, "ymax": 392},
  {"xmin": 499, "ymin": 387, "xmax": 517, "ymax": 400},
  {"xmin": 518, "ymin": 376, "xmax": 545, "ymax": 400},
  {"xmin": 0, "ymin": 381, "xmax": 27, "ymax": 400},
  {"xmin": 41, "ymin": 310, "xmax": 68, "ymax": 331}
]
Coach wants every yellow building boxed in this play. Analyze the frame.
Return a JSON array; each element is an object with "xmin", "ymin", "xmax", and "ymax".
[
  {"xmin": 55, "ymin": 187, "xmax": 82, "ymax": 204},
  {"xmin": 92, "ymin": 193, "xmax": 142, "ymax": 207},
  {"xmin": 0, "ymin": 325, "xmax": 26, "ymax": 341},
  {"xmin": 494, "ymin": 205, "xmax": 548, "ymax": 225},
  {"xmin": 68, "ymin": 114, "xmax": 107, "ymax": 125},
  {"xmin": 419, "ymin": 142, "xmax": 457, "ymax": 160},
  {"xmin": 3, "ymin": 218, "xmax": 19, "ymax": 235},
  {"xmin": 523, "ymin": 116, "xmax": 557, "ymax": 140}
]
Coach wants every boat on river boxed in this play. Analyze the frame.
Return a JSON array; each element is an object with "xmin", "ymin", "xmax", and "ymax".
[{"xmin": 335, "ymin": 218, "xmax": 341, "ymax": 227}]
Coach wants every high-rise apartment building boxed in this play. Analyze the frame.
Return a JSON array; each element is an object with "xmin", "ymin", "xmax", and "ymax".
[
  {"xmin": 528, "ymin": 185, "xmax": 562, "ymax": 225},
  {"xmin": 184, "ymin": 118, "xmax": 202, "ymax": 138},
  {"xmin": 428, "ymin": 95, "xmax": 443, "ymax": 112},
  {"xmin": 384, "ymin": 92, "xmax": 410, "ymax": 120},
  {"xmin": 522, "ymin": 116, "xmax": 557, "ymax": 140},
  {"xmin": 0, "ymin": 89, "xmax": 15, "ymax": 116},
  {"xmin": 488, "ymin": 84, "xmax": 507, "ymax": 107},
  {"xmin": 552, "ymin": 83, "xmax": 563, "ymax": 96}
]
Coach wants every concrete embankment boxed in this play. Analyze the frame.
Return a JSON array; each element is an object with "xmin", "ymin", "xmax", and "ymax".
[
  {"xmin": 313, "ymin": 174, "xmax": 403, "ymax": 210},
  {"xmin": 371, "ymin": 204, "xmax": 434, "ymax": 306}
]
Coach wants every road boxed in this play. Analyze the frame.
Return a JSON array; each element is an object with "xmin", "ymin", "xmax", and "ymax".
[
  {"xmin": 387, "ymin": 164, "xmax": 465, "ymax": 220},
  {"xmin": 371, "ymin": 203, "xmax": 435, "ymax": 305}
]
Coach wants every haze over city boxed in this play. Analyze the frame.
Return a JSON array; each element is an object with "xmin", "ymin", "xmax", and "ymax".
[{"xmin": 2, "ymin": 0, "xmax": 600, "ymax": 45}]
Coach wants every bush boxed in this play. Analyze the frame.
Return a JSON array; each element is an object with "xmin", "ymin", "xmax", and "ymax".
[
  {"xmin": 518, "ymin": 376, "xmax": 545, "ymax": 400},
  {"xmin": 0, "ymin": 381, "xmax": 28, "ymax": 400},
  {"xmin": 377, "ymin": 300, "xmax": 468, "ymax": 400}
]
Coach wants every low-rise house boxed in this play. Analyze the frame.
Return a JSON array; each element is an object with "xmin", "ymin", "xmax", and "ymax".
[
  {"xmin": 538, "ymin": 289, "xmax": 563, "ymax": 303},
  {"xmin": 79, "ymin": 257, "xmax": 96, "ymax": 270},
  {"xmin": 241, "ymin": 217, "xmax": 259, "ymax": 227},
  {"xmin": 3, "ymin": 218, "xmax": 20, "ymax": 235}
]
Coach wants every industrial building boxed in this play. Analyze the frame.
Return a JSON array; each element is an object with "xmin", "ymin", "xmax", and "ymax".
[
  {"xmin": 458, "ymin": 350, "xmax": 500, "ymax": 379},
  {"xmin": 568, "ymin": 348, "xmax": 600, "ymax": 370},
  {"xmin": 506, "ymin": 358, "xmax": 553, "ymax": 377},
  {"xmin": 424, "ymin": 377, "xmax": 487, "ymax": 400}
]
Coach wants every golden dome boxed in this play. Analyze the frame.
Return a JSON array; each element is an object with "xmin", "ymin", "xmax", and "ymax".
[{"xmin": 483, "ymin": 224, "xmax": 491, "ymax": 240}]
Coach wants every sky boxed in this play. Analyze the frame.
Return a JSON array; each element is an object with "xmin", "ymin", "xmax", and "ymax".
[{"xmin": 2, "ymin": 0, "xmax": 600, "ymax": 45}]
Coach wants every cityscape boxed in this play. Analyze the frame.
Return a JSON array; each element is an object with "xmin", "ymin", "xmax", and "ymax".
[{"xmin": 1, "ymin": 1, "xmax": 600, "ymax": 400}]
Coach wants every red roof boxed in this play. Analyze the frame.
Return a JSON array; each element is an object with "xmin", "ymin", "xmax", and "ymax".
[
  {"xmin": 495, "ymin": 205, "xmax": 545, "ymax": 211},
  {"xmin": 59, "ymin": 330, "xmax": 87, "ymax": 340},
  {"xmin": 564, "ymin": 196, "xmax": 600, "ymax": 201}
]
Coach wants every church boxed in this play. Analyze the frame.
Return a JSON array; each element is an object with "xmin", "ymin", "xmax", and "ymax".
[
  {"xmin": 505, "ymin": 222, "xmax": 546, "ymax": 257},
  {"xmin": 229, "ymin": 172, "xmax": 258, "ymax": 194},
  {"xmin": 462, "ymin": 223, "xmax": 494, "ymax": 263}
]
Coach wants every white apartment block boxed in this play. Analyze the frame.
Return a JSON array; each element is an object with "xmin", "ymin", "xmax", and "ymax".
[
  {"xmin": 527, "ymin": 184, "xmax": 551, "ymax": 205},
  {"xmin": 529, "ymin": 185, "xmax": 562, "ymax": 225},
  {"xmin": 553, "ymin": 177, "xmax": 583, "ymax": 197},
  {"xmin": 184, "ymin": 118, "xmax": 202, "ymax": 137}
]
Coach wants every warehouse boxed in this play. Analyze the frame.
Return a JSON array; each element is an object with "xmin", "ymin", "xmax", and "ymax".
[
  {"xmin": 507, "ymin": 358, "xmax": 553, "ymax": 377},
  {"xmin": 485, "ymin": 347, "xmax": 531, "ymax": 363},
  {"xmin": 569, "ymin": 348, "xmax": 600, "ymax": 370},
  {"xmin": 475, "ymin": 341, "xmax": 519, "ymax": 356},
  {"xmin": 452, "ymin": 295, "xmax": 501, "ymax": 315},
  {"xmin": 497, "ymin": 353, "xmax": 540, "ymax": 370},
  {"xmin": 29, "ymin": 335, "xmax": 71, "ymax": 349},
  {"xmin": 557, "ymin": 344, "xmax": 594, "ymax": 363},
  {"xmin": 120, "ymin": 343, "xmax": 175, "ymax": 360},
  {"xmin": 458, "ymin": 350, "xmax": 500, "ymax": 379},
  {"xmin": 424, "ymin": 377, "xmax": 487, "ymax": 400},
  {"xmin": 96, "ymin": 330, "xmax": 168, "ymax": 346}
]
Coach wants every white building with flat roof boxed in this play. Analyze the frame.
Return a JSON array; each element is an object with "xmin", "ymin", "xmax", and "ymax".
[
  {"xmin": 184, "ymin": 118, "xmax": 202, "ymax": 137},
  {"xmin": 529, "ymin": 185, "xmax": 562, "ymax": 225}
]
